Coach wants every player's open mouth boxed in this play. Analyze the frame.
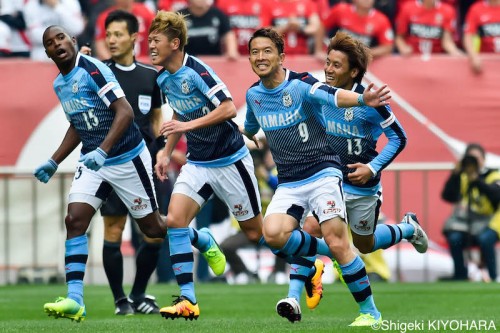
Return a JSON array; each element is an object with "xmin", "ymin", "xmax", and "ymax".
[{"xmin": 56, "ymin": 48, "xmax": 67, "ymax": 57}]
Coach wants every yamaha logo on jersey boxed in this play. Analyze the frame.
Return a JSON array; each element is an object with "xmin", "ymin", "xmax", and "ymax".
[
  {"xmin": 282, "ymin": 91, "xmax": 292, "ymax": 107},
  {"xmin": 72, "ymin": 81, "xmax": 78, "ymax": 94},
  {"xmin": 181, "ymin": 80, "xmax": 190, "ymax": 94},
  {"xmin": 344, "ymin": 108, "xmax": 354, "ymax": 122}
]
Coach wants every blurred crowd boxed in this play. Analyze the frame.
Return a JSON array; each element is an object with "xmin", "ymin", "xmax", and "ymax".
[{"xmin": 1, "ymin": 0, "xmax": 499, "ymax": 73}]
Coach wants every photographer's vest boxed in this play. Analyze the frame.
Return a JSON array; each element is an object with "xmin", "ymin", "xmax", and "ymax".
[
  {"xmin": 459, "ymin": 169, "xmax": 500, "ymax": 216},
  {"xmin": 459, "ymin": 169, "xmax": 500, "ymax": 237}
]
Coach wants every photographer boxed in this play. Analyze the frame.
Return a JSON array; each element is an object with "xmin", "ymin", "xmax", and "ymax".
[{"xmin": 441, "ymin": 143, "xmax": 500, "ymax": 281}]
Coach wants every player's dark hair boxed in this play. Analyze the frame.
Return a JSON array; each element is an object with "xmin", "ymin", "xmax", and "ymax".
[
  {"xmin": 105, "ymin": 10, "xmax": 139, "ymax": 35},
  {"xmin": 465, "ymin": 143, "xmax": 485, "ymax": 158},
  {"xmin": 328, "ymin": 31, "xmax": 371, "ymax": 84},
  {"xmin": 248, "ymin": 28, "xmax": 285, "ymax": 54}
]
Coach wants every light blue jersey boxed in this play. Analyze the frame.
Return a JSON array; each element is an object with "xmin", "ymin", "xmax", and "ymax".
[
  {"xmin": 245, "ymin": 69, "xmax": 343, "ymax": 186},
  {"xmin": 156, "ymin": 54, "xmax": 247, "ymax": 167},
  {"xmin": 322, "ymin": 83, "xmax": 407, "ymax": 195},
  {"xmin": 53, "ymin": 53, "xmax": 144, "ymax": 165}
]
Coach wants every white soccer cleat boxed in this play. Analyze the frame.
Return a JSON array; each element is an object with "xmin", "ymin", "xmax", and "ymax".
[
  {"xmin": 276, "ymin": 297, "xmax": 301, "ymax": 323},
  {"xmin": 403, "ymin": 212, "xmax": 428, "ymax": 253}
]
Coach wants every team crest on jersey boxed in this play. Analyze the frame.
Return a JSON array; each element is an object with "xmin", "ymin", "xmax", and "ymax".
[
  {"xmin": 181, "ymin": 80, "xmax": 190, "ymax": 94},
  {"xmin": 282, "ymin": 91, "xmax": 292, "ymax": 107},
  {"xmin": 72, "ymin": 81, "xmax": 78, "ymax": 94},
  {"xmin": 344, "ymin": 108, "xmax": 354, "ymax": 122}
]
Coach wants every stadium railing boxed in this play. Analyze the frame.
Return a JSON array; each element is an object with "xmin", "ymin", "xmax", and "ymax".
[{"xmin": 0, "ymin": 162, "xmax": 459, "ymax": 285}]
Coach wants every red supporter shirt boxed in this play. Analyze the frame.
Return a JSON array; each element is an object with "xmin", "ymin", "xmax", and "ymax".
[
  {"xmin": 464, "ymin": 0, "xmax": 500, "ymax": 53},
  {"xmin": 157, "ymin": 0, "xmax": 188, "ymax": 11},
  {"xmin": 323, "ymin": 3, "xmax": 394, "ymax": 48},
  {"xmin": 95, "ymin": 4, "xmax": 155, "ymax": 58},
  {"xmin": 396, "ymin": 1, "xmax": 457, "ymax": 54},
  {"xmin": 271, "ymin": 0, "xmax": 319, "ymax": 55},
  {"xmin": 397, "ymin": 0, "xmax": 457, "ymax": 16},
  {"xmin": 313, "ymin": 0, "xmax": 331, "ymax": 21},
  {"xmin": 217, "ymin": 0, "xmax": 272, "ymax": 54}
]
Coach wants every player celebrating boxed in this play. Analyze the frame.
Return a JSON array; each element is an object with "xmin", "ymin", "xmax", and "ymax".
[
  {"xmin": 149, "ymin": 11, "xmax": 264, "ymax": 321},
  {"xmin": 242, "ymin": 28, "xmax": 390, "ymax": 327},
  {"xmin": 309, "ymin": 31, "xmax": 428, "ymax": 256},
  {"xmin": 285, "ymin": 31, "xmax": 429, "ymax": 321}
]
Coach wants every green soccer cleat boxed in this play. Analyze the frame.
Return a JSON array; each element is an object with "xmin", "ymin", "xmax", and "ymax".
[
  {"xmin": 333, "ymin": 260, "xmax": 346, "ymax": 285},
  {"xmin": 199, "ymin": 227, "xmax": 226, "ymax": 276},
  {"xmin": 349, "ymin": 313, "xmax": 382, "ymax": 327},
  {"xmin": 44, "ymin": 297, "xmax": 86, "ymax": 322}
]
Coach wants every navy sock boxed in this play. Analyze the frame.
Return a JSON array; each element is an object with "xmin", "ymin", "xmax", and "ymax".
[{"xmin": 102, "ymin": 240, "xmax": 125, "ymax": 301}]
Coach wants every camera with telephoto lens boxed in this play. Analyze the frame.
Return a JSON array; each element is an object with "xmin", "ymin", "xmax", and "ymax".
[{"xmin": 461, "ymin": 154, "xmax": 479, "ymax": 172}]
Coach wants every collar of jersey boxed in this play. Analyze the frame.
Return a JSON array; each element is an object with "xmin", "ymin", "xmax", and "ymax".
[{"xmin": 115, "ymin": 62, "xmax": 137, "ymax": 71}]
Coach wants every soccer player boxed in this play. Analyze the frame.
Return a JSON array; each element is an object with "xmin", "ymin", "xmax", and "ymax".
[
  {"xmin": 95, "ymin": 10, "xmax": 164, "ymax": 316},
  {"xmin": 36, "ymin": 25, "xmax": 223, "ymax": 322},
  {"xmin": 36, "ymin": 25, "xmax": 165, "ymax": 322},
  {"xmin": 309, "ymin": 31, "xmax": 428, "ymax": 256},
  {"xmin": 149, "ymin": 11, "xmax": 324, "ymax": 321},
  {"xmin": 242, "ymin": 28, "xmax": 390, "ymax": 327},
  {"xmin": 288, "ymin": 31, "xmax": 429, "ymax": 318},
  {"xmin": 149, "ymin": 10, "xmax": 262, "ymax": 320}
]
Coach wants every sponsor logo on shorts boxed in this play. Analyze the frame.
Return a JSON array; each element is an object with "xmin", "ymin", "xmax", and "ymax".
[
  {"xmin": 354, "ymin": 220, "xmax": 371, "ymax": 232},
  {"xmin": 131, "ymin": 197, "xmax": 147, "ymax": 211},
  {"xmin": 232, "ymin": 203, "xmax": 248, "ymax": 217},
  {"xmin": 323, "ymin": 200, "xmax": 341, "ymax": 214}
]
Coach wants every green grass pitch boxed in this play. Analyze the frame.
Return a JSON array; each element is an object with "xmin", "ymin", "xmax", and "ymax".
[{"xmin": 0, "ymin": 282, "xmax": 498, "ymax": 332}]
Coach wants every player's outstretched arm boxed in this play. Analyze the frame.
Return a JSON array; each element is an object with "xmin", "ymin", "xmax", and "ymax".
[
  {"xmin": 336, "ymin": 83, "xmax": 391, "ymax": 108},
  {"xmin": 362, "ymin": 83, "xmax": 391, "ymax": 107}
]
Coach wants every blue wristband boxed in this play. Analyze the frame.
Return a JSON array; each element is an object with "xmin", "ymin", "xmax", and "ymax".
[
  {"xmin": 96, "ymin": 147, "xmax": 108, "ymax": 158},
  {"xmin": 48, "ymin": 159, "xmax": 58, "ymax": 169},
  {"xmin": 357, "ymin": 94, "xmax": 365, "ymax": 106}
]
